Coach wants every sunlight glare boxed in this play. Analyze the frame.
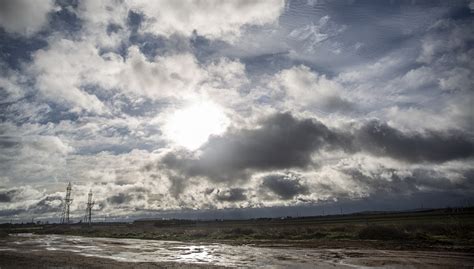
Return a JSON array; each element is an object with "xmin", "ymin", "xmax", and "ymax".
[{"xmin": 165, "ymin": 101, "xmax": 229, "ymax": 150}]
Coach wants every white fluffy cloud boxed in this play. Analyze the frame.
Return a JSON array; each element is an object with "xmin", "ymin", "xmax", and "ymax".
[
  {"xmin": 0, "ymin": 69, "xmax": 26, "ymax": 104},
  {"xmin": 130, "ymin": 0, "xmax": 285, "ymax": 41},
  {"xmin": 270, "ymin": 65, "xmax": 352, "ymax": 113},
  {"xmin": 116, "ymin": 47, "xmax": 205, "ymax": 99},
  {"xmin": 75, "ymin": 0, "xmax": 130, "ymax": 48},
  {"xmin": 0, "ymin": 125, "xmax": 73, "ymax": 185},
  {"xmin": 439, "ymin": 67, "xmax": 473, "ymax": 92},
  {"xmin": 28, "ymin": 36, "xmax": 250, "ymax": 114},
  {"xmin": 0, "ymin": 0, "xmax": 57, "ymax": 36},
  {"xmin": 29, "ymin": 39, "xmax": 109, "ymax": 114},
  {"xmin": 67, "ymin": 0, "xmax": 284, "ymax": 43}
]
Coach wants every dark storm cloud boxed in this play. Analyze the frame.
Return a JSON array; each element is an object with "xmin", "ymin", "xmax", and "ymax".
[
  {"xmin": 33, "ymin": 195, "xmax": 62, "ymax": 214},
  {"xmin": 338, "ymin": 167, "xmax": 474, "ymax": 200},
  {"xmin": 408, "ymin": 168, "xmax": 474, "ymax": 190},
  {"xmin": 0, "ymin": 189, "xmax": 17, "ymax": 202},
  {"xmin": 0, "ymin": 208, "xmax": 25, "ymax": 217},
  {"xmin": 215, "ymin": 188, "xmax": 247, "ymax": 202},
  {"xmin": 162, "ymin": 112, "xmax": 348, "ymax": 182},
  {"xmin": 105, "ymin": 188, "xmax": 146, "ymax": 206},
  {"xmin": 261, "ymin": 174, "xmax": 309, "ymax": 200},
  {"xmin": 159, "ymin": 112, "xmax": 474, "ymax": 187},
  {"xmin": 107, "ymin": 193, "xmax": 133, "ymax": 205},
  {"xmin": 0, "ymin": 136, "xmax": 19, "ymax": 149},
  {"xmin": 167, "ymin": 175, "xmax": 186, "ymax": 198},
  {"xmin": 356, "ymin": 120, "xmax": 474, "ymax": 163},
  {"xmin": 342, "ymin": 168, "xmax": 417, "ymax": 195}
]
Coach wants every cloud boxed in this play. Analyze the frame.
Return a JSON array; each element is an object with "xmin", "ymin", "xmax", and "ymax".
[
  {"xmin": 107, "ymin": 193, "xmax": 133, "ymax": 205},
  {"xmin": 270, "ymin": 65, "xmax": 353, "ymax": 113},
  {"xmin": 261, "ymin": 173, "xmax": 309, "ymax": 200},
  {"xmin": 417, "ymin": 19, "xmax": 474, "ymax": 65},
  {"xmin": 439, "ymin": 67, "xmax": 473, "ymax": 92},
  {"xmin": 355, "ymin": 120, "xmax": 474, "ymax": 163},
  {"xmin": 215, "ymin": 188, "xmax": 247, "ymax": 202},
  {"xmin": 0, "ymin": 209, "xmax": 25, "ymax": 217},
  {"xmin": 68, "ymin": 0, "xmax": 284, "ymax": 48},
  {"xmin": 0, "ymin": 0, "xmax": 57, "ymax": 36},
  {"xmin": 28, "ymin": 39, "xmax": 194, "ymax": 113},
  {"xmin": 130, "ymin": 0, "xmax": 285, "ymax": 41},
  {"xmin": 382, "ymin": 104, "xmax": 471, "ymax": 132},
  {"xmin": 161, "ymin": 112, "xmax": 346, "ymax": 183},
  {"xmin": 334, "ymin": 156, "xmax": 474, "ymax": 201},
  {"xmin": 0, "ymin": 131, "xmax": 73, "ymax": 184},
  {"xmin": 75, "ymin": 0, "xmax": 130, "ymax": 48},
  {"xmin": 28, "ymin": 39, "xmax": 109, "ymax": 114},
  {"xmin": 288, "ymin": 15, "xmax": 346, "ymax": 53},
  {"xmin": 0, "ymin": 189, "xmax": 17, "ymax": 202},
  {"xmin": 115, "ymin": 46, "xmax": 205, "ymax": 100},
  {"xmin": 33, "ymin": 195, "xmax": 62, "ymax": 214},
  {"xmin": 0, "ymin": 69, "xmax": 26, "ymax": 104},
  {"xmin": 0, "ymin": 186, "xmax": 47, "ymax": 219},
  {"xmin": 205, "ymin": 58, "xmax": 248, "ymax": 90},
  {"xmin": 26, "ymin": 36, "xmax": 248, "ymax": 114},
  {"xmin": 160, "ymin": 112, "xmax": 473, "ymax": 189}
]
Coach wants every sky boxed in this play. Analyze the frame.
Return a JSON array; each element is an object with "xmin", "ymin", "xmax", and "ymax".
[{"xmin": 0, "ymin": 0, "xmax": 473, "ymax": 222}]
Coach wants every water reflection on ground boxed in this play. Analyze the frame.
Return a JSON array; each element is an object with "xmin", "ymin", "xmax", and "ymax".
[{"xmin": 2, "ymin": 234, "xmax": 474, "ymax": 268}]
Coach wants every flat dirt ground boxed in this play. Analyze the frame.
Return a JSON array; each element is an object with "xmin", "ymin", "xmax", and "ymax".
[
  {"xmin": 1, "ymin": 246, "xmax": 474, "ymax": 269},
  {"xmin": 0, "ymin": 250, "xmax": 225, "ymax": 269},
  {"xmin": 1, "ymin": 234, "xmax": 473, "ymax": 269}
]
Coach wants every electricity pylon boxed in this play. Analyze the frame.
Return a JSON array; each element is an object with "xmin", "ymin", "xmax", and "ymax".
[
  {"xmin": 60, "ymin": 182, "xmax": 73, "ymax": 224},
  {"xmin": 83, "ymin": 189, "xmax": 94, "ymax": 225}
]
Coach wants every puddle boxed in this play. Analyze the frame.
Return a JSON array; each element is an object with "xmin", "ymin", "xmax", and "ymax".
[{"xmin": 1, "ymin": 234, "xmax": 473, "ymax": 268}]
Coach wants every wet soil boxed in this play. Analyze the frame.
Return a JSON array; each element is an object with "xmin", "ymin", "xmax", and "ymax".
[{"xmin": 0, "ymin": 234, "xmax": 473, "ymax": 268}]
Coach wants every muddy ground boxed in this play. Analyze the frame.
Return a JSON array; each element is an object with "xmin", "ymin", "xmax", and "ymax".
[
  {"xmin": 0, "ymin": 233, "xmax": 473, "ymax": 268},
  {"xmin": 0, "ymin": 250, "xmax": 224, "ymax": 269}
]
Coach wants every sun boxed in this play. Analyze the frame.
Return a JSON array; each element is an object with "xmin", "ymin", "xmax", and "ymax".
[{"xmin": 164, "ymin": 101, "xmax": 229, "ymax": 150}]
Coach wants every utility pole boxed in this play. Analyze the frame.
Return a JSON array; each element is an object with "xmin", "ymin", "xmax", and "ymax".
[
  {"xmin": 60, "ymin": 182, "xmax": 73, "ymax": 224},
  {"xmin": 84, "ymin": 189, "xmax": 94, "ymax": 225}
]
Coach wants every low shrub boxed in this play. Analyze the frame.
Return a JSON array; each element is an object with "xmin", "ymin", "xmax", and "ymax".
[
  {"xmin": 358, "ymin": 225, "xmax": 408, "ymax": 240},
  {"xmin": 227, "ymin": 227, "xmax": 255, "ymax": 236}
]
